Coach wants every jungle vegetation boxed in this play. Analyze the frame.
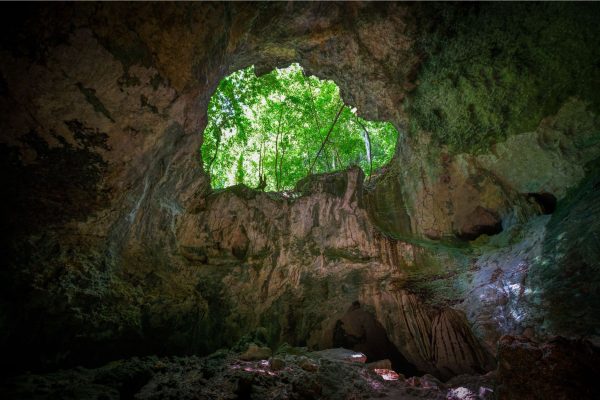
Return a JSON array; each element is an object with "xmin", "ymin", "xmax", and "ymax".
[{"xmin": 201, "ymin": 64, "xmax": 398, "ymax": 192}]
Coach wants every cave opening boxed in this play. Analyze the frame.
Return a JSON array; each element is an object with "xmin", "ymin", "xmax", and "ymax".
[
  {"xmin": 201, "ymin": 63, "xmax": 398, "ymax": 192},
  {"xmin": 2, "ymin": 2, "xmax": 599, "ymax": 398},
  {"xmin": 527, "ymin": 192, "xmax": 557, "ymax": 215},
  {"xmin": 332, "ymin": 301, "xmax": 420, "ymax": 377}
]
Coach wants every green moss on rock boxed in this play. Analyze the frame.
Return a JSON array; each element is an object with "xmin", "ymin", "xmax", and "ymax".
[{"xmin": 410, "ymin": 2, "xmax": 600, "ymax": 153}]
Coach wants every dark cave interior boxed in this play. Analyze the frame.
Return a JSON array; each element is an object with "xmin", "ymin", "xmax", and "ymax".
[{"xmin": 0, "ymin": 2, "xmax": 599, "ymax": 400}]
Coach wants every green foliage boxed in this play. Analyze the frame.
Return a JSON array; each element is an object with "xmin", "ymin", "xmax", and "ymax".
[
  {"xmin": 201, "ymin": 64, "xmax": 398, "ymax": 191},
  {"xmin": 410, "ymin": 2, "xmax": 600, "ymax": 153}
]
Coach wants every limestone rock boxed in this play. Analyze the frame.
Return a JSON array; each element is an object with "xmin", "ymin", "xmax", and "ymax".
[
  {"xmin": 298, "ymin": 356, "xmax": 319, "ymax": 372},
  {"xmin": 269, "ymin": 357, "xmax": 285, "ymax": 371},
  {"xmin": 0, "ymin": 3, "xmax": 598, "ymax": 387},
  {"xmin": 331, "ymin": 302, "xmax": 412, "ymax": 369},
  {"xmin": 367, "ymin": 359, "xmax": 392, "ymax": 370},
  {"xmin": 374, "ymin": 368, "xmax": 402, "ymax": 381},
  {"xmin": 496, "ymin": 335, "xmax": 600, "ymax": 400},
  {"xmin": 431, "ymin": 309, "xmax": 496, "ymax": 379},
  {"xmin": 312, "ymin": 348, "xmax": 367, "ymax": 364},
  {"xmin": 445, "ymin": 373, "xmax": 496, "ymax": 400},
  {"xmin": 358, "ymin": 289, "xmax": 495, "ymax": 379},
  {"xmin": 477, "ymin": 99, "xmax": 600, "ymax": 200},
  {"xmin": 446, "ymin": 387, "xmax": 478, "ymax": 400},
  {"xmin": 240, "ymin": 344, "xmax": 272, "ymax": 361},
  {"xmin": 455, "ymin": 206, "xmax": 502, "ymax": 240},
  {"xmin": 405, "ymin": 374, "xmax": 445, "ymax": 392},
  {"xmin": 459, "ymin": 216, "xmax": 549, "ymax": 353}
]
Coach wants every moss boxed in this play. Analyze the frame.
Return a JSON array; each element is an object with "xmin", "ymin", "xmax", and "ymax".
[
  {"xmin": 219, "ymin": 183, "xmax": 260, "ymax": 200},
  {"xmin": 323, "ymin": 248, "xmax": 371, "ymax": 263},
  {"xmin": 383, "ymin": 230, "xmax": 473, "ymax": 257},
  {"xmin": 405, "ymin": 277, "xmax": 463, "ymax": 307},
  {"xmin": 410, "ymin": 2, "xmax": 600, "ymax": 153},
  {"xmin": 399, "ymin": 241, "xmax": 472, "ymax": 307},
  {"xmin": 76, "ymin": 82, "xmax": 115, "ymax": 122},
  {"xmin": 295, "ymin": 170, "xmax": 349, "ymax": 198}
]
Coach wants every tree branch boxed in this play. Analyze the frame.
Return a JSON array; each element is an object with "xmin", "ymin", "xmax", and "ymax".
[{"xmin": 308, "ymin": 103, "xmax": 345, "ymax": 175}]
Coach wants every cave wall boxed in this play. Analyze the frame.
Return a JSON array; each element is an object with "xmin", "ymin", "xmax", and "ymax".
[{"xmin": 1, "ymin": 2, "xmax": 599, "ymax": 377}]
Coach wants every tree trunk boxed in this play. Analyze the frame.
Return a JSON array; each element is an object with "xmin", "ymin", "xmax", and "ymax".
[
  {"xmin": 308, "ymin": 103, "xmax": 345, "ymax": 175},
  {"xmin": 274, "ymin": 105, "xmax": 284, "ymax": 190},
  {"xmin": 278, "ymin": 138, "xmax": 287, "ymax": 191},
  {"xmin": 207, "ymin": 129, "xmax": 221, "ymax": 175},
  {"xmin": 356, "ymin": 117, "xmax": 373, "ymax": 180},
  {"xmin": 304, "ymin": 74, "xmax": 322, "ymax": 134}
]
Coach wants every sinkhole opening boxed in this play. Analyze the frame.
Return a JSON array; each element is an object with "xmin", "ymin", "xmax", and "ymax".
[
  {"xmin": 332, "ymin": 301, "xmax": 420, "ymax": 377},
  {"xmin": 201, "ymin": 64, "xmax": 398, "ymax": 192}
]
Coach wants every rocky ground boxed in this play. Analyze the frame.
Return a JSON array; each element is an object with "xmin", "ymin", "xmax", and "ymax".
[
  {"xmin": 3, "ymin": 335, "xmax": 598, "ymax": 400},
  {"xmin": 1, "ymin": 345, "xmax": 494, "ymax": 400}
]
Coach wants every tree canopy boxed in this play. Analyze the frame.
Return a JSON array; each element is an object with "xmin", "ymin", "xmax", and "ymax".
[{"xmin": 201, "ymin": 64, "xmax": 398, "ymax": 191}]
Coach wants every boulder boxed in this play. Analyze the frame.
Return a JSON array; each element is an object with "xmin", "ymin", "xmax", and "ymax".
[
  {"xmin": 312, "ymin": 348, "xmax": 367, "ymax": 363},
  {"xmin": 298, "ymin": 356, "xmax": 319, "ymax": 372},
  {"xmin": 239, "ymin": 344, "xmax": 272, "ymax": 361},
  {"xmin": 269, "ymin": 357, "xmax": 285, "ymax": 371},
  {"xmin": 367, "ymin": 359, "xmax": 392, "ymax": 370}
]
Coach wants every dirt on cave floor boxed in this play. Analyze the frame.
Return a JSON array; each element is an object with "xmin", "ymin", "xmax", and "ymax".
[
  {"xmin": 0, "ymin": 345, "xmax": 495, "ymax": 400},
  {"xmin": 4, "ymin": 334, "xmax": 598, "ymax": 400}
]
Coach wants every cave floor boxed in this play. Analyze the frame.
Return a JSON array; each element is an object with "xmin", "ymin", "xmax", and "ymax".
[{"xmin": 1, "ymin": 347, "xmax": 494, "ymax": 400}]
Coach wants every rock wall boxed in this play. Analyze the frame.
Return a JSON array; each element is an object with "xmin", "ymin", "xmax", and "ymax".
[
  {"xmin": 172, "ymin": 168, "xmax": 494, "ymax": 379},
  {"xmin": 1, "ymin": 2, "xmax": 598, "ymax": 379},
  {"xmin": 496, "ymin": 335, "xmax": 600, "ymax": 400}
]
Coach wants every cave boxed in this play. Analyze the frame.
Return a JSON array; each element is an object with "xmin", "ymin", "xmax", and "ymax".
[
  {"xmin": 1, "ymin": 2, "xmax": 600, "ymax": 400},
  {"xmin": 332, "ymin": 301, "xmax": 421, "ymax": 377},
  {"xmin": 527, "ymin": 192, "xmax": 558, "ymax": 215}
]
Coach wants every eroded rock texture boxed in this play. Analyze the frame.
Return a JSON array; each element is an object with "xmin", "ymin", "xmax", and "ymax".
[
  {"xmin": 496, "ymin": 335, "xmax": 600, "ymax": 400},
  {"xmin": 1, "ymin": 3, "xmax": 599, "ymax": 397}
]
